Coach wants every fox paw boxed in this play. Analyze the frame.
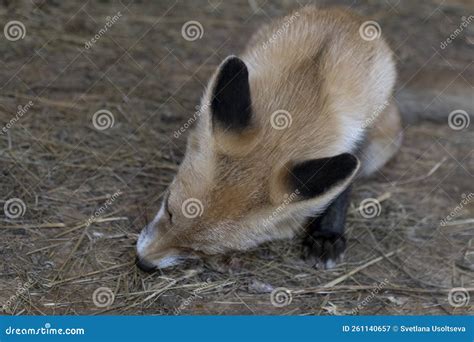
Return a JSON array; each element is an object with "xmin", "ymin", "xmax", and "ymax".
[{"xmin": 302, "ymin": 231, "xmax": 346, "ymax": 269}]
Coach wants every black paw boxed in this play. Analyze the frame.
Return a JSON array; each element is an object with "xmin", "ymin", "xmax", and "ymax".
[{"xmin": 302, "ymin": 231, "xmax": 346, "ymax": 269}]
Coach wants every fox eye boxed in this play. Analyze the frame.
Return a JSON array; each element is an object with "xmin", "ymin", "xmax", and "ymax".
[
  {"xmin": 164, "ymin": 194, "xmax": 173, "ymax": 223},
  {"xmin": 167, "ymin": 206, "xmax": 173, "ymax": 223}
]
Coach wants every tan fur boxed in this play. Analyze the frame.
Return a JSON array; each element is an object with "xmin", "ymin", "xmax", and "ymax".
[{"xmin": 137, "ymin": 6, "xmax": 402, "ymax": 268}]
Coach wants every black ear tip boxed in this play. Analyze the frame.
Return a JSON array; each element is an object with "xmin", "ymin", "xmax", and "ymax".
[
  {"xmin": 332, "ymin": 153, "xmax": 359, "ymax": 170},
  {"xmin": 221, "ymin": 56, "xmax": 247, "ymax": 73},
  {"xmin": 337, "ymin": 153, "xmax": 359, "ymax": 170},
  {"xmin": 288, "ymin": 153, "xmax": 360, "ymax": 199},
  {"xmin": 211, "ymin": 55, "xmax": 252, "ymax": 132}
]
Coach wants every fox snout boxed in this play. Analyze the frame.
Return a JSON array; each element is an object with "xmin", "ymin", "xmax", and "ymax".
[
  {"xmin": 135, "ymin": 252, "xmax": 186, "ymax": 272},
  {"xmin": 136, "ymin": 207, "xmax": 199, "ymax": 271},
  {"xmin": 135, "ymin": 256, "xmax": 156, "ymax": 273},
  {"xmin": 135, "ymin": 234, "xmax": 188, "ymax": 271},
  {"xmin": 136, "ymin": 228, "xmax": 186, "ymax": 271},
  {"xmin": 135, "ymin": 210, "xmax": 185, "ymax": 271}
]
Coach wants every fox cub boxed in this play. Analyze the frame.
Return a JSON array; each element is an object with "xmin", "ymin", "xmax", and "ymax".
[{"xmin": 136, "ymin": 6, "xmax": 402, "ymax": 271}]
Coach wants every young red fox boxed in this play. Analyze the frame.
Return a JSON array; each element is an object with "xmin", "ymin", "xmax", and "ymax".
[{"xmin": 136, "ymin": 6, "xmax": 402, "ymax": 271}]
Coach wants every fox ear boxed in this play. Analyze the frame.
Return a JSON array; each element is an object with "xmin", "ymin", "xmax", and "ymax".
[
  {"xmin": 283, "ymin": 153, "xmax": 360, "ymax": 202},
  {"xmin": 210, "ymin": 56, "xmax": 252, "ymax": 132}
]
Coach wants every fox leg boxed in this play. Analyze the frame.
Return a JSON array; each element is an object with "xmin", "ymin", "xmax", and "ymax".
[
  {"xmin": 302, "ymin": 186, "xmax": 351, "ymax": 269},
  {"xmin": 301, "ymin": 101, "xmax": 402, "ymax": 268}
]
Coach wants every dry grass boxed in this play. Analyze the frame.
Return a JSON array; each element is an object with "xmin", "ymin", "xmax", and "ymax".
[{"xmin": 0, "ymin": 0, "xmax": 473, "ymax": 315}]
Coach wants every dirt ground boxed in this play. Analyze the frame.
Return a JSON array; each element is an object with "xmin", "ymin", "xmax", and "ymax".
[{"xmin": 0, "ymin": 0, "xmax": 473, "ymax": 315}]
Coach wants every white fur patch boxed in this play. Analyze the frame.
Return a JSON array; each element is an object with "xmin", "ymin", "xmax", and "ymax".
[
  {"xmin": 136, "ymin": 229, "xmax": 152, "ymax": 256},
  {"xmin": 155, "ymin": 255, "xmax": 182, "ymax": 269},
  {"xmin": 340, "ymin": 116, "xmax": 364, "ymax": 152},
  {"xmin": 151, "ymin": 201, "xmax": 165, "ymax": 226},
  {"xmin": 137, "ymin": 202, "xmax": 164, "ymax": 255}
]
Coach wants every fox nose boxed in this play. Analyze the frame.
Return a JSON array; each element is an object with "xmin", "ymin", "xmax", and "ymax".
[{"xmin": 135, "ymin": 256, "xmax": 157, "ymax": 273}]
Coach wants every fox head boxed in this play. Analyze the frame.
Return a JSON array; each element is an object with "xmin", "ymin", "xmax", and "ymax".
[{"xmin": 136, "ymin": 56, "xmax": 360, "ymax": 271}]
